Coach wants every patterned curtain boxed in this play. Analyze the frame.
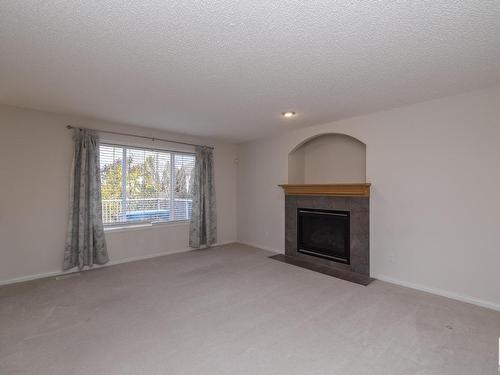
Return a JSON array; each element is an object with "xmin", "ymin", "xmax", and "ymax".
[
  {"xmin": 63, "ymin": 129, "xmax": 109, "ymax": 270},
  {"xmin": 189, "ymin": 146, "xmax": 217, "ymax": 248}
]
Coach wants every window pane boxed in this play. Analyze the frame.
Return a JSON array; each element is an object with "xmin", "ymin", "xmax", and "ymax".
[
  {"xmin": 99, "ymin": 145, "xmax": 124, "ymax": 225},
  {"xmin": 174, "ymin": 153, "xmax": 195, "ymax": 220},
  {"xmin": 125, "ymin": 147, "xmax": 171, "ymax": 223},
  {"xmin": 99, "ymin": 144, "xmax": 194, "ymax": 225}
]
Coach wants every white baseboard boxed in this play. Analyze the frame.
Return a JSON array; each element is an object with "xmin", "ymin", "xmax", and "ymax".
[
  {"xmin": 0, "ymin": 270, "xmax": 68, "ymax": 286},
  {"xmin": 0, "ymin": 241, "xmax": 236, "ymax": 287},
  {"xmin": 372, "ymin": 273, "xmax": 500, "ymax": 312}
]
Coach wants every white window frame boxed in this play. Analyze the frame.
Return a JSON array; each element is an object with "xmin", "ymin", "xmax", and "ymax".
[{"xmin": 99, "ymin": 142, "xmax": 195, "ymax": 228}]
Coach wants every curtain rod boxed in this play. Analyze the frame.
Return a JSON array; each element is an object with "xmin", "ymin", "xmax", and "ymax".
[{"xmin": 66, "ymin": 125, "xmax": 214, "ymax": 149}]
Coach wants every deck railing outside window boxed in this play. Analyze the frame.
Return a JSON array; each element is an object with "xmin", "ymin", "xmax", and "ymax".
[{"xmin": 101, "ymin": 198, "xmax": 193, "ymax": 225}]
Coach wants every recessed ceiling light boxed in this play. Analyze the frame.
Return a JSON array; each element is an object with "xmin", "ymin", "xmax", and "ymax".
[{"xmin": 282, "ymin": 111, "xmax": 296, "ymax": 118}]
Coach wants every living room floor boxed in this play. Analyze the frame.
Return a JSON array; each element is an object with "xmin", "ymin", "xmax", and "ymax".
[{"xmin": 1, "ymin": 243, "xmax": 499, "ymax": 375}]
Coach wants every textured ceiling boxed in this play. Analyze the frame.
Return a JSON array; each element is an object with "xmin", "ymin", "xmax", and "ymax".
[{"xmin": 1, "ymin": 1, "xmax": 500, "ymax": 142}]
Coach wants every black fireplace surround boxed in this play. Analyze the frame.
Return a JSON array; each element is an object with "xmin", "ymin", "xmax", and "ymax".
[{"xmin": 297, "ymin": 208, "xmax": 350, "ymax": 264}]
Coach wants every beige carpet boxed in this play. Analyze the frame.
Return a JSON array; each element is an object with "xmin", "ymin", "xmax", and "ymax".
[{"xmin": 1, "ymin": 243, "xmax": 499, "ymax": 374}]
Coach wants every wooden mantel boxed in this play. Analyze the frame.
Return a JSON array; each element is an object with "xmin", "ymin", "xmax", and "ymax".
[{"xmin": 279, "ymin": 183, "xmax": 371, "ymax": 197}]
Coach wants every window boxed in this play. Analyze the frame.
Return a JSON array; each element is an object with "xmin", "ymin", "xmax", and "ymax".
[{"xmin": 99, "ymin": 144, "xmax": 195, "ymax": 226}]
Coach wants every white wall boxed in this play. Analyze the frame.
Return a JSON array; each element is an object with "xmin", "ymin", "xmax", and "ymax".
[
  {"xmin": 237, "ymin": 85, "xmax": 500, "ymax": 309},
  {"xmin": 288, "ymin": 146, "xmax": 305, "ymax": 184},
  {"xmin": 288, "ymin": 134, "xmax": 366, "ymax": 183},
  {"xmin": 0, "ymin": 105, "xmax": 238, "ymax": 284}
]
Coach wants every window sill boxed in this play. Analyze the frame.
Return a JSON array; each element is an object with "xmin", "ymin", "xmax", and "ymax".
[{"xmin": 104, "ymin": 220, "xmax": 190, "ymax": 233}]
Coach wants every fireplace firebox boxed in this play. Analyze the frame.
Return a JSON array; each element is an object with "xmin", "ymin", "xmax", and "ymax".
[{"xmin": 297, "ymin": 208, "xmax": 350, "ymax": 264}]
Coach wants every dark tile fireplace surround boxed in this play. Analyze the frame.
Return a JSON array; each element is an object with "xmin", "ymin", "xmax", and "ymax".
[{"xmin": 272, "ymin": 184, "xmax": 373, "ymax": 286}]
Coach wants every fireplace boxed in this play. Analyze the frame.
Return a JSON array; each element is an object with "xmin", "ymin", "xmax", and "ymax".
[
  {"xmin": 297, "ymin": 208, "xmax": 350, "ymax": 264},
  {"xmin": 276, "ymin": 184, "xmax": 372, "ymax": 285}
]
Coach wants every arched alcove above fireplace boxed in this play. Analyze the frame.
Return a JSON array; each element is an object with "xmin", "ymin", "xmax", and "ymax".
[
  {"xmin": 288, "ymin": 133, "xmax": 366, "ymax": 184},
  {"xmin": 278, "ymin": 133, "xmax": 372, "ymax": 284}
]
